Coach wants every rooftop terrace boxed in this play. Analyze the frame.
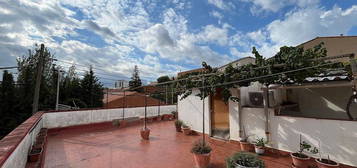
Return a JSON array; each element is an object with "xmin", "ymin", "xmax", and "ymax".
[{"xmin": 42, "ymin": 120, "xmax": 292, "ymax": 168}]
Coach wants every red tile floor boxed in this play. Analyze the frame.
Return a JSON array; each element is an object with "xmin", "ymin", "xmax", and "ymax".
[{"xmin": 44, "ymin": 120, "xmax": 293, "ymax": 168}]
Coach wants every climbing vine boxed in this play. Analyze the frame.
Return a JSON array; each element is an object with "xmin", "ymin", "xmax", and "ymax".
[{"xmin": 173, "ymin": 42, "xmax": 352, "ymax": 103}]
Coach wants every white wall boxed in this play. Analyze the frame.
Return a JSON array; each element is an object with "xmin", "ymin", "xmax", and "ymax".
[
  {"xmin": 43, "ymin": 105, "xmax": 176, "ymax": 128},
  {"xmin": 178, "ymin": 89, "xmax": 210, "ymax": 134},
  {"xmin": 239, "ymin": 107, "xmax": 357, "ymax": 167},
  {"xmin": 2, "ymin": 118, "xmax": 44, "ymax": 168}
]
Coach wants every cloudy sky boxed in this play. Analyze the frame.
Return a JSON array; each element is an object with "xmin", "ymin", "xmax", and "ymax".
[{"xmin": 1, "ymin": 0, "xmax": 357, "ymax": 85}]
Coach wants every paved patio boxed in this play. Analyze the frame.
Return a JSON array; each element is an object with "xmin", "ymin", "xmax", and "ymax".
[{"xmin": 44, "ymin": 120, "xmax": 292, "ymax": 168}]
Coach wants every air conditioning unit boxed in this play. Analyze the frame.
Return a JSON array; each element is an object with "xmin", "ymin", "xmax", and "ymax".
[{"xmin": 248, "ymin": 91, "xmax": 279, "ymax": 107}]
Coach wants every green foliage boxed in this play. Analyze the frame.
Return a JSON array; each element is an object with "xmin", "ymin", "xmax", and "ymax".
[
  {"xmin": 253, "ymin": 137, "xmax": 267, "ymax": 147},
  {"xmin": 157, "ymin": 75, "xmax": 171, "ymax": 83},
  {"xmin": 175, "ymin": 120, "xmax": 183, "ymax": 127},
  {"xmin": 226, "ymin": 152, "xmax": 265, "ymax": 168},
  {"xmin": 112, "ymin": 119, "xmax": 120, "ymax": 127},
  {"xmin": 174, "ymin": 43, "xmax": 349, "ymax": 103},
  {"xmin": 299, "ymin": 141, "xmax": 318, "ymax": 155},
  {"xmin": 129, "ymin": 65, "xmax": 142, "ymax": 90},
  {"xmin": 0, "ymin": 44, "xmax": 104, "ymax": 139},
  {"xmin": 0, "ymin": 71, "xmax": 17, "ymax": 139},
  {"xmin": 191, "ymin": 139, "xmax": 212, "ymax": 154},
  {"xmin": 80, "ymin": 66, "xmax": 104, "ymax": 108}
]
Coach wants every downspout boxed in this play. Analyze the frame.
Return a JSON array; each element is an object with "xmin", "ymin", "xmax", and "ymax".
[
  {"xmin": 237, "ymin": 88, "xmax": 243, "ymax": 139},
  {"xmin": 262, "ymin": 85, "xmax": 270, "ymax": 142}
]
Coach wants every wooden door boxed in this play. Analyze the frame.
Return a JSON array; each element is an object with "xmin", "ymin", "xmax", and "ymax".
[{"xmin": 211, "ymin": 89, "xmax": 229, "ymax": 130}]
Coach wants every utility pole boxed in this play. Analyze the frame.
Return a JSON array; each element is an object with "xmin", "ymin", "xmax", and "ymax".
[
  {"xmin": 55, "ymin": 70, "xmax": 62, "ymax": 110},
  {"xmin": 32, "ymin": 44, "xmax": 45, "ymax": 114}
]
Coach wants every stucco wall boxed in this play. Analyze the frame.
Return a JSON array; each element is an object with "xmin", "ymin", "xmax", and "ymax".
[
  {"xmin": 2, "ymin": 118, "xmax": 43, "ymax": 168},
  {"xmin": 43, "ymin": 105, "xmax": 176, "ymax": 128},
  {"xmin": 294, "ymin": 86, "xmax": 355, "ymax": 119},
  {"xmin": 240, "ymin": 107, "xmax": 357, "ymax": 167},
  {"xmin": 178, "ymin": 89, "xmax": 210, "ymax": 134}
]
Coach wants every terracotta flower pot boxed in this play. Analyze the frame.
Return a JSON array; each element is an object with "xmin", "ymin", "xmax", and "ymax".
[
  {"xmin": 29, "ymin": 148, "xmax": 42, "ymax": 162},
  {"xmin": 175, "ymin": 124, "xmax": 182, "ymax": 132},
  {"xmin": 119, "ymin": 120, "xmax": 127, "ymax": 128},
  {"xmin": 182, "ymin": 127, "xmax": 191, "ymax": 135},
  {"xmin": 140, "ymin": 128, "xmax": 150, "ymax": 140},
  {"xmin": 193, "ymin": 152, "xmax": 211, "ymax": 168},
  {"xmin": 167, "ymin": 114, "xmax": 174, "ymax": 120},
  {"xmin": 315, "ymin": 158, "xmax": 340, "ymax": 168},
  {"xmin": 240, "ymin": 141, "xmax": 254, "ymax": 152},
  {"xmin": 291, "ymin": 153, "xmax": 310, "ymax": 168}
]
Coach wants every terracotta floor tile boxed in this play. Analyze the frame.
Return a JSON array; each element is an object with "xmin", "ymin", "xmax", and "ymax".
[{"xmin": 44, "ymin": 121, "xmax": 292, "ymax": 168}]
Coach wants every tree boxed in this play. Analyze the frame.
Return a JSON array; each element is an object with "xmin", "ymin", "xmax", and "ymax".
[
  {"xmin": 129, "ymin": 65, "xmax": 142, "ymax": 90},
  {"xmin": 0, "ymin": 71, "xmax": 17, "ymax": 138},
  {"xmin": 80, "ymin": 66, "xmax": 104, "ymax": 108},
  {"xmin": 17, "ymin": 44, "xmax": 56, "ymax": 115},
  {"xmin": 157, "ymin": 75, "xmax": 171, "ymax": 83}
]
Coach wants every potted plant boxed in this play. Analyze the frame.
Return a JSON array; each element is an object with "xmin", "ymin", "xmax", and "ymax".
[
  {"xmin": 156, "ymin": 115, "xmax": 162, "ymax": 121},
  {"xmin": 315, "ymin": 155, "xmax": 339, "ymax": 168},
  {"xmin": 191, "ymin": 139, "xmax": 212, "ymax": 168},
  {"xmin": 239, "ymin": 127, "xmax": 254, "ymax": 152},
  {"xmin": 171, "ymin": 111, "xmax": 178, "ymax": 119},
  {"xmin": 253, "ymin": 137, "xmax": 267, "ymax": 155},
  {"xmin": 291, "ymin": 135, "xmax": 318, "ymax": 168},
  {"xmin": 112, "ymin": 119, "xmax": 120, "ymax": 127},
  {"xmin": 181, "ymin": 123, "xmax": 191, "ymax": 135},
  {"xmin": 226, "ymin": 152, "xmax": 265, "ymax": 168},
  {"xmin": 28, "ymin": 146, "xmax": 42, "ymax": 162},
  {"xmin": 174, "ymin": 120, "xmax": 183, "ymax": 132},
  {"xmin": 140, "ymin": 127, "xmax": 150, "ymax": 140}
]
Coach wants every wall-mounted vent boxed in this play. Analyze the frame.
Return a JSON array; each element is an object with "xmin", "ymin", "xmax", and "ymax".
[
  {"xmin": 248, "ymin": 91, "xmax": 278, "ymax": 107},
  {"xmin": 248, "ymin": 92, "xmax": 264, "ymax": 107}
]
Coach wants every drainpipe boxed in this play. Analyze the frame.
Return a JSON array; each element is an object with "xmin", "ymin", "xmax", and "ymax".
[
  {"xmin": 122, "ymin": 90, "xmax": 125, "ymax": 120},
  {"xmin": 263, "ymin": 85, "xmax": 270, "ymax": 142},
  {"xmin": 237, "ymin": 88, "xmax": 243, "ymax": 139}
]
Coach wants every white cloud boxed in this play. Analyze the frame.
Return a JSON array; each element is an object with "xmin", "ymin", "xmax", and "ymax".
[
  {"xmin": 210, "ymin": 10, "xmax": 224, "ymax": 20},
  {"xmin": 207, "ymin": 0, "xmax": 235, "ymax": 11},
  {"xmin": 267, "ymin": 5, "xmax": 357, "ymax": 46},
  {"xmin": 241, "ymin": 0, "xmax": 319, "ymax": 13},
  {"xmin": 240, "ymin": 5, "xmax": 357, "ymax": 58},
  {"xmin": 196, "ymin": 24, "xmax": 229, "ymax": 46}
]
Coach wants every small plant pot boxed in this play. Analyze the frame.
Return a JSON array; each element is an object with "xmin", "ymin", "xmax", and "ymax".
[
  {"xmin": 29, "ymin": 148, "xmax": 42, "ymax": 162},
  {"xmin": 254, "ymin": 146, "xmax": 265, "ymax": 155},
  {"xmin": 240, "ymin": 141, "xmax": 254, "ymax": 152},
  {"xmin": 315, "ymin": 158, "xmax": 340, "ymax": 168},
  {"xmin": 148, "ymin": 117, "xmax": 154, "ymax": 123},
  {"xmin": 182, "ymin": 127, "xmax": 191, "ymax": 135},
  {"xmin": 193, "ymin": 152, "xmax": 211, "ymax": 168},
  {"xmin": 167, "ymin": 114, "xmax": 174, "ymax": 120},
  {"xmin": 175, "ymin": 124, "xmax": 182, "ymax": 132},
  {"xmin": 140, "ymin": 128, "xmax": 150, "ymax": 140},
  {"xmin": 119, "ymin": 120, "xmax": 127, "ymax": 128},
  {"xmin": 291, "ymin": 153, "xmax": 310, "ymax": 168}
]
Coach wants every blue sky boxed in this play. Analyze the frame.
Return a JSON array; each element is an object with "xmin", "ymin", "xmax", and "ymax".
[{"xmin": 0, "ymin": 0, "xmax": 357, "ymax": 86}]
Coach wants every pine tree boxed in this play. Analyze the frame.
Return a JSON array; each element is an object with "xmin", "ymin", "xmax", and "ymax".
[
  {"xmin": 0, "ymin": 71, "xmax": 17, "ymax": 138},
  {"xmin": 80, "ymin": 66, "xmax": 103, "ymax": 108},
  {"xmin": 129, "ymin": 65, "xmax": 142, "ymax": 90}
]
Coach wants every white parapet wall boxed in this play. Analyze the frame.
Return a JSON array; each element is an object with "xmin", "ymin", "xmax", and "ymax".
[
  {"xmin": 43, "ymin": 105, "xmax": 176, "ymax": 128},
  {"xmin": 178, "ymin": 89, "xmax": 210, "ymax": 134},
  {"xmin": 2, "ymin": 115, "xmax": 44, "ymax": 168}
]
